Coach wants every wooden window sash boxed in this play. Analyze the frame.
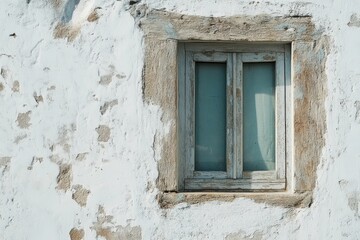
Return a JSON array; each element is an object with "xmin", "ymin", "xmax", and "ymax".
[{"xmin": 185, "ymin": 52, "xmax": 233, "ymax": 179}]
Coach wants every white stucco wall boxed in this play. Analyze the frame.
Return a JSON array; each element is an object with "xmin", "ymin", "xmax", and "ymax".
[{"xmin": 0, "ymin": 0, "xmax": 359, "ymax": 239}]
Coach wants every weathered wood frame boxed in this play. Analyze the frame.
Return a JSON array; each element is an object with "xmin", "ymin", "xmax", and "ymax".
[
  {"xmin": 138, "ymin": 9, "xmax": 329, "ymax": 207},
  {"xmin": 181, "ymin": 43, "xmax": 289, "ymax": 191},
  {"xmin": 184, "ymin": 51, "xmax": 232, "ymax": 181}
]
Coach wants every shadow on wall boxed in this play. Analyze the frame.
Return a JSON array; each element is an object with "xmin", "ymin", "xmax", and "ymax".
[{"xmin": 62, "ymin": 0, "xmax": 81, "ymax": 23}]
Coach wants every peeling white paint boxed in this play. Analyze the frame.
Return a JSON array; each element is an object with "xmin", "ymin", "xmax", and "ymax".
[{"xmin": 0, "ymin": 0, "xmax": 360, "ymax": 239}]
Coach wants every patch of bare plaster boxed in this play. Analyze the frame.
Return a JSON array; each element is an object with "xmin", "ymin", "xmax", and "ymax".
[
  {"xmin": 14, "ymin": 134, "xmax": 27, "ymax": 144},
  {"xmin": 87, "ymin": 7, "xmax": 101, "ymax": 22},
  {"xmin": 56, "ymin": 164, "xmax": 72, "ymax": 191},
  {"xmin": 58, "ymin": 124, "xmax": 75, "ymax": 152},
  {"xmin": 53, "ymin": 23, "xmax": 80, "ymax": 42},
  {"xmin": 0, "ymin": 157, "xmax": 11, "ymax": 174},
  {"xmin": 50, "ymin": 154, "xmax": 62, "ymax": 164},
  {"xmin": 354, "ymin": 101, "xmax": 360, "ymax": 123},
  {"xmin": 339, "ymin": 180, "xmax": 360, "ymax": 216},
  {"xmin": 0, "ymin": 68, "xmax": 8, "ymax": 79},
  {"xmin": 11, "ymin": 81, "xmax": 19, "ymax": 92},
  {"xmin": 348, "ymin": 14, "xmax": 360, "ymax": 27},
  {"xmin": 226, "ymin": 230, "xmax": 247, "ymax": 240},
  {"xmin": 99, "ymin": 65, "xmax": 125, "ymax": 86},
  {"xmin": 72, "ymin": 185, "xmax": 90, "ymax": 207},
  {"xmin": 75, "ymin": 152, "xmax": 88, "ymax": 161},
  {"xmin": 33, "ymin": 92, "xmax": 44, "ymax": 104},
  {"xmin": 0, "ymin": 82, "xmax": 4, "ymax": 91},
  {"xmin": 226, "ymin": 230, "xmax": 264, "ymax": 240},
  {"xmin": 27, "ymin": 157, "xmax": 43, "ymax": 170},
  {"xmin": 50, "ymin": 124, "xmax": 75, "ymax": 153},
  {"xmin": 146, "ymin": 181, "xmax": 155, "ymax": 192},
  {"xmin": 16, "ymin": 111, "xmax": 31, "ymax": 129},
  {"xmin": 69, "ymin": 228, "xmax": 84, "ymax": 240},
  {"xmin": 347, "ymin": 192, "xmax": 360, "ymax": 216},
  {"xmin": 116, "ymin": 73, "xmax": 126, "ymax": 79},
  {"xmin": 99, "ymin": 74, "xmax": 113, "ymax": 85},
  {"xmin": 100, "ymin": 100, "xmax": 118, "ymax": 115},
  {"xmin": 51, "ymin": 0, "xmax": 63, "ymax": 9},
  {"xmin": 96, "ymin": 125, "xmax": 110, "ymax": 142},
  {"xmin": 92, "ymin": 206, "xmax": 142, "ymax": 240}
]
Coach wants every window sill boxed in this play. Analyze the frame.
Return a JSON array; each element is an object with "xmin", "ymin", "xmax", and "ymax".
[
  {"xmin": 158, "ymin": 191, "xmax": 312, "ymax": 209},
  {"xmin": 185, "ymin": 178, "xmax": 286, "ymax": 191}
]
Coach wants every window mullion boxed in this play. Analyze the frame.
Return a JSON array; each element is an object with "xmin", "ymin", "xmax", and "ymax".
[
  {"xmin": 232, "ymin": 53, "xmax": 237, "ymax": 179},
  {"xmin": 236, "ymin": 53, "xmax": 243, "ymax": 179},
  {"xmin": 226, "ymin": 53, "xmax": 234, "ymax": 179}
]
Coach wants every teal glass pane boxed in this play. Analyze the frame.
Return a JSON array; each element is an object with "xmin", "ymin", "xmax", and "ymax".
[
  {"xmin": 243, "ymin": 62, "xmax": 275, "ymax": 171},
  {"xmin": 195, "ymin": 62, "xmax": 227, "ymax": 171}
]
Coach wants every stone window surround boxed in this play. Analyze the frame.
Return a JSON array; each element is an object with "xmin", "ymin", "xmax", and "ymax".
[{"xmin": 138, "ymin": 9, "xmax": 329, "ymax": 208}]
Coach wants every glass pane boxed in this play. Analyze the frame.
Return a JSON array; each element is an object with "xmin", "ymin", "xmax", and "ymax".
[
  {"xmin": 243, "ymin": 62, "xmax": 275, "ymax": 171},
  {"xmin": 195, "ymin": 62, "xmax": 227, "ymax": 171}
]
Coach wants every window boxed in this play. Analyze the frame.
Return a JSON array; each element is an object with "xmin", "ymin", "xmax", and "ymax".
[
  {"xmin": 141, "ymin": 11, "xmax": 327, "ymax": 206},
  {"xmin": 178, "ymin": 43, "xmax": 291, "ymax": 191}
]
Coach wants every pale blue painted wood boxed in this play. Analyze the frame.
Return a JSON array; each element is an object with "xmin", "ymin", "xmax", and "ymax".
[
  {"xmin": 195, "ymin": 62, "xmax": 227, "ymax": 171},
  {"xmin": 243, "ymin": 62, "xmax": 275, "ymax": 171}
]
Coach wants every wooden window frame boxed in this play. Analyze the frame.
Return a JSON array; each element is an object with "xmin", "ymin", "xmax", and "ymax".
[{"xmin": 178, "ymin": 43, "xmax": 291, "ymax": 191}]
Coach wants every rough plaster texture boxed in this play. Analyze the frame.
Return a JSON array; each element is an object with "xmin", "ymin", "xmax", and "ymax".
[{"xmin": 0, "ymin": 0, "xmax": 360, "ymax": 240}]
